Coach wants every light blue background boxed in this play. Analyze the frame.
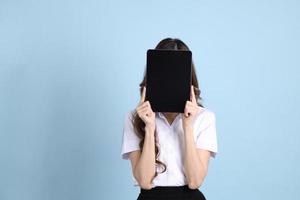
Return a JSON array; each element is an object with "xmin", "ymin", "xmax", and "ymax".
[{"xmin": 0, "ymin": 0, "xmax": 299, "ymax": 200}]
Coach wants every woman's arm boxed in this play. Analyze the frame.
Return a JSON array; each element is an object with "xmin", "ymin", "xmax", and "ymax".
[
  {"xmin": 129, "ymin": 86, "xmax": 156, "ymax": 189},
  {"xmin": 182, "ymin": 85, "xmax": 211, "ymax": 189},
  {"xmin": 129, "ymin": 126, "xmax": 156, "ymax": 190},
  {"xmin": 183, "ymin": 126, "xmax": 211, "ymax": 189}
]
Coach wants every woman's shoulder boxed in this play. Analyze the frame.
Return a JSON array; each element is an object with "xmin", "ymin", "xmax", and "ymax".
[
  {"xmin": 194, "ymin": 107, "xmax": 216, "ymax": 129},
  {"xmin": 197, "ymin": 107, "xmax": 216, "ymax": 119},
  {"xmin": 124, "ymin": 109, "xmax": 136, "ymax": 121}
]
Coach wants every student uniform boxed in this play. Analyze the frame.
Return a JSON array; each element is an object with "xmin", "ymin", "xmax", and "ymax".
[{"xmin": 120, "ymin": 107, "xmax": 218, "ymax": 200}]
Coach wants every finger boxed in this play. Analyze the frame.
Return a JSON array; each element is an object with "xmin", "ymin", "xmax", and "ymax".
[
  {"xmin": 138, "ymin": 103, "xmax": 152, "ymax": 115},
  {"xmin": 186, "ymin": 103, "xmax": 197, "ymax": 114},
  {"xmin": 185, "ymin": 104, "xmax": 193, "ymax": 110},
  {"xmin": 190, "ymin": 85, "xmax": 196, "ymax": 104},
  {"xmin": 138, "ymin": 106, "xmax": 149, "ymax": 114},
  {"xmin": 143, "ymin": 109, "xmax": 152, "ymax": 117},
  {"xmin": 185, "ymin": 109, "xmax": 189, "ymax": 117},
  {"xmin": 137, "ymin": 101, "xmax": 149, "ymax": 111},
  {"xmin": 146, "ymin": 111, "xmax": 153, "ymax": 118},
  {"xmin": 147, "ymin": 101, "xmax": 153, "ymax": 111},
  {"xmin": 137, "ymin": 105, "xmax": 148, "ymax": 114},
  {"xmin": 186, "ymin": 101, "xmax": 197, "ymax": 108},
  {"xmin": 184, "ymin": 101, "xmax": 191, "ymax": 112},
  {"xmin": 140, "ymin": 86, "xmax": 146, "ymax": 104},
  {"xmin": 185, "ymin": 107, "xmax": 196, "ymax": 117},
  {"xmin": 184, "ymin": 107, "xmax": 190, "ymax": 117},
  {"xmin": 186, "ymin": 101, "xmax": 193, "ymax": 106},
  {"xmin": 138, "ymin": 110, "xmax": 148, "ymax": 119}
]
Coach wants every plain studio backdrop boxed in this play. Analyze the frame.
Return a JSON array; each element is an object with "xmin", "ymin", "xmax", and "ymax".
[{"xmin": 0, "ymin": 0, "xmax": 299, "ymax": 200}]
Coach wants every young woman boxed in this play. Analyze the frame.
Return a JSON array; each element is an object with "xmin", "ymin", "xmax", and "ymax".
[{"xmin": 121, "ymin": 38, "xmax": 218, "ymax": 200}]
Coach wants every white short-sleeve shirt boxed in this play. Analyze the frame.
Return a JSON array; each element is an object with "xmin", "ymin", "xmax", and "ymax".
[{"xmin": 120, "ymin": 107, "xmax": 218, "ymax": 188}]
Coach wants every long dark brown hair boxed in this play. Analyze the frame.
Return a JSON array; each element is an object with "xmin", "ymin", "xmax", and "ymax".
[{"xmin": 130, "ymin": 37, "xmax": 204, "ymax": 183}]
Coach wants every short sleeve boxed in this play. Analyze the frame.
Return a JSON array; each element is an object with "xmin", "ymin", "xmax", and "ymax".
[
  {"xmin": 195, "ymin": 111, "xmax": 218, "ymax": 158},
  {"xmin": 120, "ymin": 110, "xmax": 141, "ymax": 160}
]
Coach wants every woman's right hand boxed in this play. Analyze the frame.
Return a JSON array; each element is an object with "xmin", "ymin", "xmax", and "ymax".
[{"xmin": 136, "ymin": 86, "xmax": 155, "ymax": 131}]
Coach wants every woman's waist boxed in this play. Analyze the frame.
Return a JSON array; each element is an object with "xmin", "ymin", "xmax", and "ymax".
[{"xmin": 140, "ymin": 184, "xmax": 199, "ymax": 195}]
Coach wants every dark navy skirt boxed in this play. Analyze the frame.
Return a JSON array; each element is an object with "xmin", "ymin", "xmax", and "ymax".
[{"xmin": 137, "ymin": 184, "xmax": 206, "ymax": 200}]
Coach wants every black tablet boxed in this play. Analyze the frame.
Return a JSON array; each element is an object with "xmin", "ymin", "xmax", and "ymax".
[{"xmin": 145, "ymin": 49, "xmax": 192, "ymax": 113}]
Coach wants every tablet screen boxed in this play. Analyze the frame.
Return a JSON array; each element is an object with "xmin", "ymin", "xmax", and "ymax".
[{"xmin": 145, "ymin": 49, "xmax": 192, "ymax": 113}]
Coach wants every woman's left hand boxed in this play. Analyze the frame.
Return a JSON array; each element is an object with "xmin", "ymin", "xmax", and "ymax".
[{"xmin": 182, "ymin": 85, "xmax": 201, "ymax": 131}]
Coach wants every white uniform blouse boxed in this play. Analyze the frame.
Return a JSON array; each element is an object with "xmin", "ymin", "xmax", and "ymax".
[{"xmin": 120, "ymin": 107, "xmax": 218, "ymax": 188}]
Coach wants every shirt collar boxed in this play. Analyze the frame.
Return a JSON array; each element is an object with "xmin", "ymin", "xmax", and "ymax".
[
  {"xmin": 157, "ymin": 112, "xmax": 165, "ymax": 119},
  {"xmin": 157, "ymin": 112, "xmax": 181, "ymax": 119}
]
